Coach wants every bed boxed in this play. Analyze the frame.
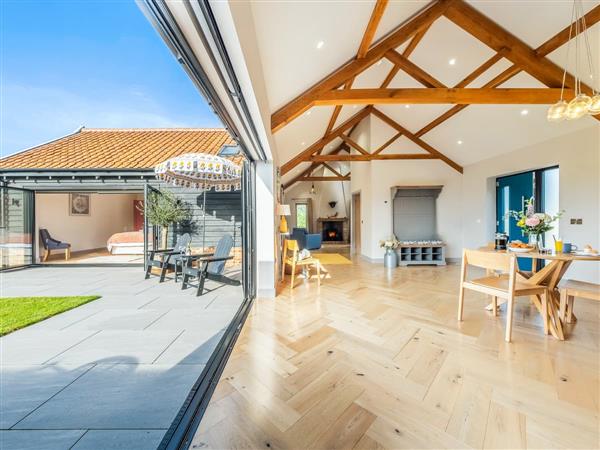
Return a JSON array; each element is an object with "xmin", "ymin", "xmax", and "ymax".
[{"xmin": 107, "ymin": 230, "xmax": 145, "ymax": 255}]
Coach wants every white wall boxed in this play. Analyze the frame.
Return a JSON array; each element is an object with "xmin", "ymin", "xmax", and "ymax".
[
  {"xmin": 255, "ymin": 161, "xmax": 277, "ymax": 298},
  {"xmin": 35, "ymin": 193, "xmax": 140, "ymax": 257},
  {"xmin": 350, "ymin": 116, "xmax": 373, "ymax": 257},
  {"xmin": 463, "ymin": 126, "xmax": 600, "ymax": 283},
  {"xmin": 351, "ymin": 115, "xmax": 464, "ymax": 261}
]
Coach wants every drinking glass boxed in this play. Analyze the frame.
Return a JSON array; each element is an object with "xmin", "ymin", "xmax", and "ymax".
[{"xmin": 554, "ymin": 239, "xmax": 563, "ymax": 253}]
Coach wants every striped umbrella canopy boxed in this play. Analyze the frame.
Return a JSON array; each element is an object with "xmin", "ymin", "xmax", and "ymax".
[{"xmin": 155, "ymin": 153, "xmax": 241, "ymax": 191}]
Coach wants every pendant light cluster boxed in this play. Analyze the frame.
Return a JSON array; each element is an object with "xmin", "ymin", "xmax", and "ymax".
[{"xmin": 547, "ymin": 0, "xmax": 600, "ymax": 121}]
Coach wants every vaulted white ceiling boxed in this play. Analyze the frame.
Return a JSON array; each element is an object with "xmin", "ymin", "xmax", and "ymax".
[{"xmin": 245, "ymin": 0, "xmax": 599, "ymax": 183}]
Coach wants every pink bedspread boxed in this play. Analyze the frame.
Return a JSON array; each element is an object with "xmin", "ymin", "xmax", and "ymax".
[{"xmin": 107, "ymin": 231, "xmax": 143, "ymax": 246}]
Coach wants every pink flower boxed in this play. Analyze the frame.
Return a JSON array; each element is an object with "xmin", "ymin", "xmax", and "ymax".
[{"xmin": 525, "ymin": 216, "xmax": 540, "ymax": 227}]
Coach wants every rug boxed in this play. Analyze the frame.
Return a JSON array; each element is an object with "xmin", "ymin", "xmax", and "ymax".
[{"xmin": 311, "ymin": 253, "xmax": 353, "ymax": 265}]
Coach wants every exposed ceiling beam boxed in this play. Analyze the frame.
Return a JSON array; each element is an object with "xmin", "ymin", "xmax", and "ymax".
[
  {"xmin": 384, "ymin": 50, "xmax": 446, "ymax": 88},
  {"xmin": 310, "ymin": 154, "xmax": 436, "ymax": 162},
  {"xmin": 373, "ymin": 131, "xmax": 403, "ymax": 155},
  {"xmin": 444, "ymin": 0, "xmax": 596, "ymax": 97},
  {"xmin": 321, "ymin": 162, "xmax": 347, "ymax": 178},
  {"xmin": 313, "ymin": 88, "xmax": 571, "ymax": 106},
  {"xmin": 401, "ymin": 23, "xmax": 432, "ymax": 58},
  {"xmin": 282, "ymin": 143, "xmax": 350, "ymax": 189},
  {"xmin": 357, "ymin": 0, "xmax": 390, "ymax": 58},
  {"xmin": 281, "ymin": 107, "xmax": 371, "ymax": 175},
  {"xmin": 271, "ymin": 0, "xmax": 455, "ymax": 132},
  {"xmin": 371, "ymin": 108, "xmax": 463, "ymax": 173},
  {"xmin": 535, "ymin": 5, "xmax": 600, "ymax": 57},
  {"xmin": 323, "ymin": 0, "xmax": 389, "ymax": 136},
  {"xmin": 340, "ymin": 134, "xmax": 370, "ymax": 155},
  {"xmin": 415, "ymin": 4, "xmax": 600, "ymax": 138},
  {"xmin": 455, "ymin": 50, "xmax": 506, "ymax": 88},
  {"xmin": 300, "ymin": 176, "xmax": 351, "ymax": 181}
]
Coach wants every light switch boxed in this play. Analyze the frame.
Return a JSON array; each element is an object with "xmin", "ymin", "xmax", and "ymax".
[
  {"xmin": 576, "ymin": 218, "xmax": 583, "ymax": 225},
  {"xmin": 570, "ymin": 218, "xmax": 576, "ymax": 224}
]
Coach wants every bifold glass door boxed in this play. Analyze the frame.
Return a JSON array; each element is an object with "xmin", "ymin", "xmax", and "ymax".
[{"xmin": 0, "ymin": 186, "xmax": 35, "ymax": 269}]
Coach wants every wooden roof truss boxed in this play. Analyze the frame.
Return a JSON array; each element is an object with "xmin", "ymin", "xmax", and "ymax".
[{"xmin": 279, "ymin": 0, "xmax": 600, "ymax": 187}]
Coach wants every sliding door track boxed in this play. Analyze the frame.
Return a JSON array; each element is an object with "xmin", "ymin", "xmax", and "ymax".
[{"xmin": 158, "ymin": 295, "xmax": 254, "ymax": 450}]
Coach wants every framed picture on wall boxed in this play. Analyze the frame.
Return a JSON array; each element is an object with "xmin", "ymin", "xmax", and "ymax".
[{"xmin": 69, "ymin": 193, "xmax": 90, "ymax": 216}]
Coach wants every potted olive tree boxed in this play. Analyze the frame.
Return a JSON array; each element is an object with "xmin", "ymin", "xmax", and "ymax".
[{"xmin": 140, "ymin": 189, "xmax": 191, "ymax": 250}]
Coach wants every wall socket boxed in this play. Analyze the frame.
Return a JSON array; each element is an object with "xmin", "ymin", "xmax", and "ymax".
[{"xmin": 570, "ymin": 218, "xmax": 583, "ymax": 225}]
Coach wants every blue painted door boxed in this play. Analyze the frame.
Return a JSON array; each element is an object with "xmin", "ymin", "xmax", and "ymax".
[{"xmin": 496, "ymin": 172, "xmax": 534, "ymax": 271}]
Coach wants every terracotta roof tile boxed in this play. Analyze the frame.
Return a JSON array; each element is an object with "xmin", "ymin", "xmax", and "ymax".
[{"xmin": 0, "ymin": 128, "xmax": 242, "ymax": 170}]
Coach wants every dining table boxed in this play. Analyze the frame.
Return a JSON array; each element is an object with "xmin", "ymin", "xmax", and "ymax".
[{"xmin": 481, "ymin": 248, "xmax": 600, "ymax": 340}]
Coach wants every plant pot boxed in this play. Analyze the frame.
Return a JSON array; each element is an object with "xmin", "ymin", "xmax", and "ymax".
[{"xmin": 384, "ymin": 248, "xmax": 397, "ymax": 268}]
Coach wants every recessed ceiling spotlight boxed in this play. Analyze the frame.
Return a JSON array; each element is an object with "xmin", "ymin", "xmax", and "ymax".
[
  {"xmin": 316, "ymin": 40, "xmax": 325, "ymax": 50},
  {"xmin": 448, "ymin": 58, "xmax": 456, "ymax": 66},
  {"xmin": 301, "ymin": 141, "xmax": 305, "ymax": 146},
  {"xmin": 376, "ymin": 60, "xmax": 382, "ymax": 66},
  {"xmin": 305, "ymin": 110, "xmax": 311, "ymax": 116},
  {"xmin": 405, "ymin": 105, "xmax": 410, "ymax": 109},
  {"xmin": 457, "ymin": 140, "xmax": 463, "ymax": 145},
  {"xmin": 353, "ymin": 105, "xmax": 358, "ymax": 109},
  {"xmin": 521, "ymin": 109, "xmax": 529, "ymax": 116}
]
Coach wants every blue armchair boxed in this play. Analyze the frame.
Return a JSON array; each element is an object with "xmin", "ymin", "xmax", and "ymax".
[{"xmin": 291, "ymin": 227, "xmax": 322, "ymax": 250}]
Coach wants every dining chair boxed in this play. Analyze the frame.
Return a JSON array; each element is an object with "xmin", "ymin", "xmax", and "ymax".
[
  {"xmin": 457, "ymin": 249, "xmax": 549, "ymax": 342},
  {"xmin": 281, "ymin": 239, "xmax": 321, "ymax": 289}
]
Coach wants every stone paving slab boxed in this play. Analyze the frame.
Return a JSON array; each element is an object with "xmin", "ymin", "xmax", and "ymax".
[
  {"xmin": 14, "ymin": 364, "xmax": 205, "ymax": 430},
  {"xmin": 153, "ymin": 329, "xmax": 226, "ymax": 365},
  {"xmin": 0, "ymin": 266, "xmax": 244, "ymax": 449},
  {"xmin": 0, "ymin": 430, "xmax": 85, "ymax": 450},
  {"xmin": 0, "ymin": 330, "xmax": 99, "ymax": 365},
  {"xmin": 44, "ymin": 330, "xmax": 183, "ymax": 365},
  {"xmin": 0, "ymin": 364, "xmax": 93, "ymax": 429},
  {"xmin": 72, "ymin": 430, "xmax": 165, "ymax": 450}
]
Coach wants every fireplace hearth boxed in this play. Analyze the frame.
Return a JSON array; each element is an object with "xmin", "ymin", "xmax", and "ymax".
[{"xmin": 317, "ymin": 217, "xmax": 349, "ymax": 244}]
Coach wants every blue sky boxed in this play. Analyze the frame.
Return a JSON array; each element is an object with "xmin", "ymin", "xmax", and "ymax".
[{"xmin": 1, "ymin": 0, "xmax": 220, "ymax": 156}]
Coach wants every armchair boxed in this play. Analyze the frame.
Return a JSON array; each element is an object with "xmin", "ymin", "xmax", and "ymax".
[
  {"xmin": 291, "ymin": 227, "xmax": 322, "ymax": 251},
  {"xmin": 39, "ymin": 229, "xmax": 71, "ymax": 261}
]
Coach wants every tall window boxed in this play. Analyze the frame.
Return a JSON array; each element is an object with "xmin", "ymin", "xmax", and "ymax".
[
  {"xmin": 541, "ymin": 167, "xmax": 559, "ymax": 245},
  {"xmin": 296, "ymin": 203, "xmax": 308, "ymax": 229}
]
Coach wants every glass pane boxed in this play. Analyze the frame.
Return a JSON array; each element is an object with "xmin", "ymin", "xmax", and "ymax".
[
  {"xmin": 296, "ymin": 204, "xmax": 307, "ymax": 229},
  {"xmin": 0, "ymin": 188, "xmax": 34, "ymax": 269},
  {"xmin": 542, "ymin": 167, "xmax": 560, "ymax": 245}
]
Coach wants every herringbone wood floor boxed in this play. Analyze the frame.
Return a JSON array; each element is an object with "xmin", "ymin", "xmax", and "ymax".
[{"xmin": 192, "ymin": 257, "xmax": 599, "ymax": 449}]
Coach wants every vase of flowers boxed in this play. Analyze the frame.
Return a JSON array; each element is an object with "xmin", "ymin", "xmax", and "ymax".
[
  {"xmin": 379, "ymin": 236, "xmax": 400, "ymax": 268},
  {"xmin": 507, "ymin": 197, "xmax": 563, "ymax": 249}
]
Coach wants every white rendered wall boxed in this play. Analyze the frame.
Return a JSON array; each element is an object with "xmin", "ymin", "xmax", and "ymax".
[
  {"xmin": 255, "ymin": 161, "xmax": 276, "ymax": 297},
  {"xmin": 35, "ymin": 193, "xmax": 140, "ymax": 258}
]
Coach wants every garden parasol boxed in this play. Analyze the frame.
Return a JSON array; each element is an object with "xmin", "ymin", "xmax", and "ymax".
[{"xmin": 155, "ymin": 153, "xmax": 242, "ymax": 250}]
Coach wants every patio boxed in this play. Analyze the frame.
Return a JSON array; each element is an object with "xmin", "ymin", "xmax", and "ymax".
[{"xmin": 0, "ymin": 265, "xmax": 243, "ymax": 449}]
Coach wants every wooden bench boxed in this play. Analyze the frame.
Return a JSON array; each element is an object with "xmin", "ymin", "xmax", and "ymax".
[{"xmin": 559, "ymin": 280, "xmax": 600, "ymax": 324}]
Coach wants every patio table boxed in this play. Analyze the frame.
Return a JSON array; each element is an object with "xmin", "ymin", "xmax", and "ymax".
[{"xmin": 481, "ymin": 248, "xmax": 600, "ymax": 340}]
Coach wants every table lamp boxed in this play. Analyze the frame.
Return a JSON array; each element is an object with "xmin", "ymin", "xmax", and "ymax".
[{"xmin": 277, "ymin": 204, "xmax": 291, "ymax": 234}]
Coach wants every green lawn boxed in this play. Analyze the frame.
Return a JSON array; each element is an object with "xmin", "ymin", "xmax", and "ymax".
[{"xmin": 0, "ymin": 296, "xmax": 101, "ymax": 336}]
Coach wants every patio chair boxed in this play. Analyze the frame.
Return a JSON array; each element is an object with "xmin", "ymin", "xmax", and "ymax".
[
  {"xmin": 39, "ymin": 228, "xmax": 71, "ymax": 261},
  {"xmin": 181, "ymin": 234, "xmax": 241, "ymax": 296},
  {"xmin": 145, "ymin": 233, "xmax": 191, "ymax": 282}
]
